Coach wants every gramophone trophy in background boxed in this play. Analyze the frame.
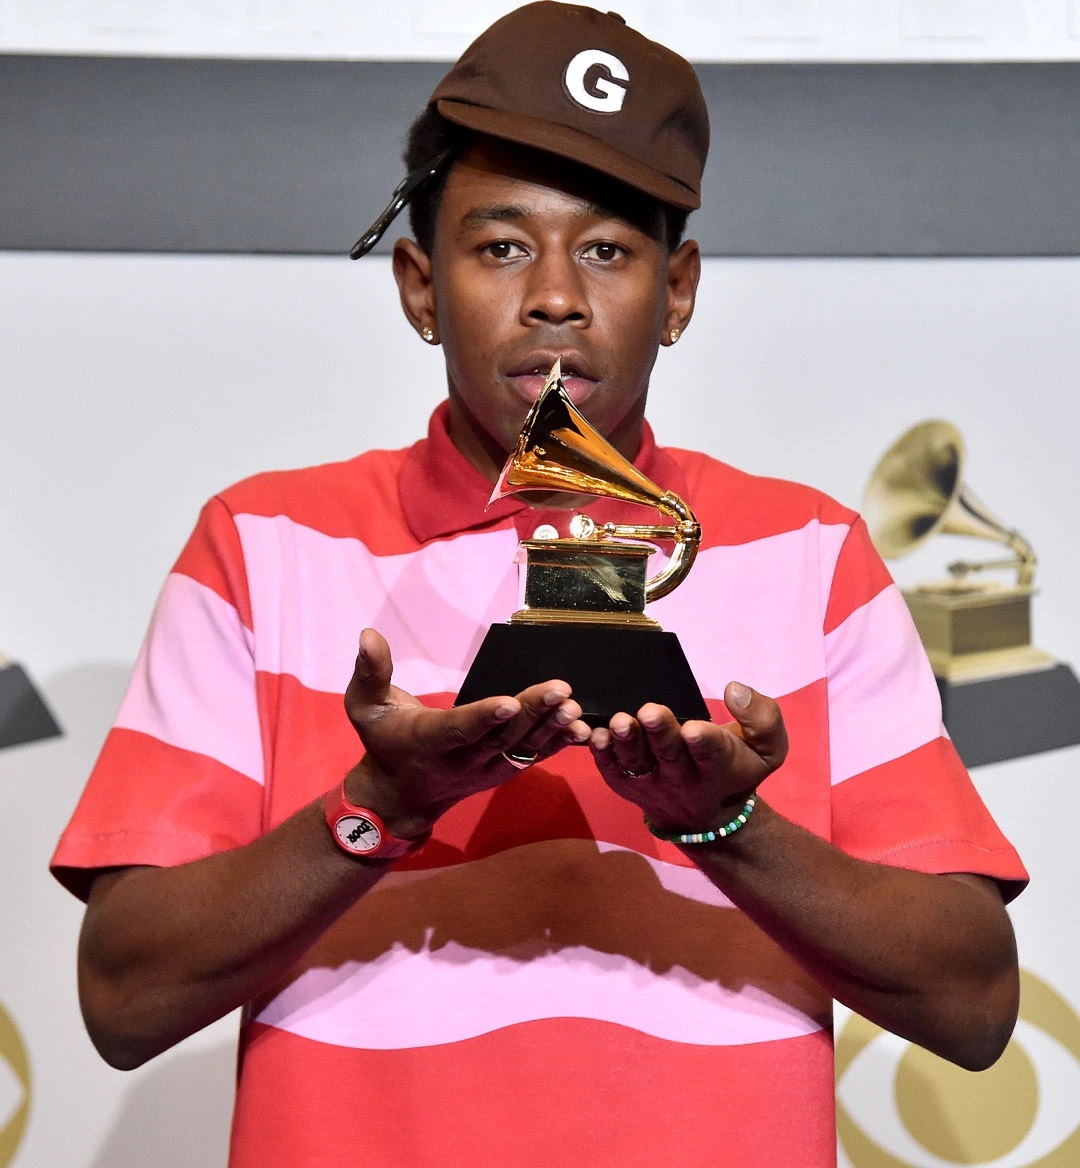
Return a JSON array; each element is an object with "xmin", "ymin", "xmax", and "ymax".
[
  {"xmin": 455, "ymin": 362, "xmax": 709, "ymax": 727},
  {"xmin": 863, "ymin": 420, "xmax": 1080, "ymax": 767}
]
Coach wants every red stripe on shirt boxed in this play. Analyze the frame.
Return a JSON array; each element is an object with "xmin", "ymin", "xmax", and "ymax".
[
  {"xmin": 831, "ymin": 736, "xmax": 1028, "ymax": 900},
  {"xmin": 50, "ymin": 727, "xmax": 263, "ymax": 899},
  {"xmin": 230, "ymin": 1018, "xmax": 837, "ymax": 1168},
  {"xmin": 172, "ymin": 495, "xmax": 255, "ymax": 630},
  {"xmin": 822, "ymin": 517, "xmax": 894, "ymax": 636}
]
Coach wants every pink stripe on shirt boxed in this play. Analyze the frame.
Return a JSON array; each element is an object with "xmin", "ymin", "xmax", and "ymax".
[
  {"xmin": 114, "ymin": 573, "xmax": 265, "ymax": 784},
  {"xmin": 233, "ymin": 513, "xmax": 851, "ymax": 705},
  {"xmin": 234, "ymin": 514, "xmax": 522, "ymax": 696},
  {"xmin": 825, "ymin": 583, "xmax": 946, "ymax": 784},
  {"xmin": 655, "ymin": 519, "xmax": 850, "ymax": 700},
  {"xmin": 254, "ymin": 843, "xmax": 829, "ymax": 1051}
]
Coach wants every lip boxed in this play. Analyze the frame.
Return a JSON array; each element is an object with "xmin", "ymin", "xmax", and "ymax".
[{"xmin": 505, "ymin": 350, "xmax": 599, "ymax": 405}]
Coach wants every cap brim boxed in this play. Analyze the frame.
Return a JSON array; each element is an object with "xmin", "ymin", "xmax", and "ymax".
[{"xmin": 436, "ymin": 99, "xmax": 700, "ymax": 212}]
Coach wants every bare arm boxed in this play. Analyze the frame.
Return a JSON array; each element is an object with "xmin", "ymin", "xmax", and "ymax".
[
  {"xmin": 78, "ymin": 629, "xmax": 591, "ymax": 1070},
  {"xmin": 589, "ymin": 685, "xmax": 1019, "ymax": 1071}
]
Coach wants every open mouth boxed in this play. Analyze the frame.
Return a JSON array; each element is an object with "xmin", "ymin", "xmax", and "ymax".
[{"xmin": 507, "ymin": 356, "xmax": 598, "ymax": 404}]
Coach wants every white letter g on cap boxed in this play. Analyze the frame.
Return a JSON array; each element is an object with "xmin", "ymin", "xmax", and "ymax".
[{"xmin": 563, "ymin": 49, "xmax": 629, "ymax": 113}]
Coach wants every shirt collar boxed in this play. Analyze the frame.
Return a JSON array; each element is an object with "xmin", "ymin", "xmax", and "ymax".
[{"xmin": 399, "ymin": 400, "xmax": 690, "ymax": 544}]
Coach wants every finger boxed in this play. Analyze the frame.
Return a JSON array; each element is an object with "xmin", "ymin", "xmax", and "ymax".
[
  {"xmin": 558, "ymin": 716, "xmax": 594, "ymax": 747},
  {"xmin": 429, "ymin": 678, "xmax": 575, "ymax": 759},
  {"xmin": 636, "ymin": 704, "xmax": 690, "ymax": 768},
  {"xmin": 606, "ymin": 712, "xmax": 656, "ymax": 776},
  {"xmin": 502, "ymin": 696, "xmax": 591, "ymax": 761},
  {"xmin": 548, "ymin": 703, "xmax": 593, "ymax": 748},
  {"xmin": 485, "ymin": 681, "xmax": 572, "ymax": 751},
  {"xmin": 344, "ymin": 628, "xmax": 394, "ymax": 724},
  {"xmin": 531, "ymin": 697, "xmax": 591, "ymax": 750},
  {"xmin": 423, "ymin": 678, "xmax": 585, "ymax": 761},
  {"xmin": 592, "ymin": 715, "xmax": 666, "ymax": 785},
  {"xmin": 425, "ymin": 693, "xmax": 521, "ymax": 752},
  {"xmin": 589, "ymin": 724, "xmax": 636, "ymax": 786},
  {"xmin": 680, "ymin": 719, "xmax": 743, "ymax": 773},
  {"xmin": 724, "ymin": 682, "xmax": 789, "ymax": 769}
]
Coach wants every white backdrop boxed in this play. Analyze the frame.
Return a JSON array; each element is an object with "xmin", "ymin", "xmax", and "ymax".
[
  {"xmin": 5, "ymin": 0, "xmax": 1080, "ymax": 59},
  {"xmin": 1, "ymin": 250, "xmax": 1079, "ymax": 1166}
]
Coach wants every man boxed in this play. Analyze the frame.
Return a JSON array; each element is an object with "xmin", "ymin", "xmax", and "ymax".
[{"xmin": 53, "ymin": 4, "xmax": 1026, "ymax": 1165}]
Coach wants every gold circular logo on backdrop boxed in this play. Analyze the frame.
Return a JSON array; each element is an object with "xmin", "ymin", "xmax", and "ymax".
[
  {"xmin": 0, "ymin": 1002, "xmax": 31, "ymax": 1167},
  {"xmin": 836, "ymin": 969, "xmax": 1080, "ymax": 1167}
]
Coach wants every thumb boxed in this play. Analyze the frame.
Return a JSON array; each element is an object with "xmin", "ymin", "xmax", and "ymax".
[
  {"xmin": 344, "ymin": 628, "xmax": 394, "ymax": 725},
  {"xmin": 724, "ymin": 681, "xmax": 788, "ymax": 770}
]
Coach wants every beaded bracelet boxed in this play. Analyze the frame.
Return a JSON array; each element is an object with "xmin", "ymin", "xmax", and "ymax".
[{"xmin": 644, "ymin": 793, "xmax": 758, "ymax": 845}]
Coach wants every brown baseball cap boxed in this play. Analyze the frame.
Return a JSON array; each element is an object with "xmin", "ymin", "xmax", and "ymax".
[
  {"xmin": 349, "ymin": 3, "xmax": 708, "ymax": 258},
  {"xmin": 431, "ymin": 3, "xmax": 709, "ymax": 211}
]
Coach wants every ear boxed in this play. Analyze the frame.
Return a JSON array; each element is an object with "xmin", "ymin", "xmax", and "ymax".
[
  {"xmin": 392, "ymin": 238, "xmax": 438, "ymax": 343},
  {"xmin": 661, "ymin": 239, "xmax": 701, "ymax": 346}
]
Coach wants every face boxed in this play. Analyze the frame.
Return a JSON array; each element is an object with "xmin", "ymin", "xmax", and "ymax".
[{"xmin": 393, "ymin": 139, "xmax": 699, "ymax": 482}]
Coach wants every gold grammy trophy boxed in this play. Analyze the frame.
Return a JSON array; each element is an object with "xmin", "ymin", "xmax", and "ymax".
[
  {"xmin": 863, "ymin": 420, "xmax": 1080, "ymax": 766},
  {"xmin": 455, "ymin": 362, "xmax": 709, "ymax": 726}
]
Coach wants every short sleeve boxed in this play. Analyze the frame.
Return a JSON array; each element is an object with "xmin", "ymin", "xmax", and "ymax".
[
  {"xmin": 824, "ymin": 518, "xmax": 1028, "ymax": 902},
  {"xmin": 51, "ymin": 497, "xmax": 266, "ymax": 900}
]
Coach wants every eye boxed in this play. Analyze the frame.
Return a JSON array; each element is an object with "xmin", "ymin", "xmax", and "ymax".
[
  {"xmin": 481, "ymin": 240, "xmax": 527, "ymax": 261},
  {"xmin": 835, "ymin": 969, "xmax": 1080, "ymax": 1166},
  {"xmin": 581, "ymin": 241, "xmax": 627, "ymax": 263}
]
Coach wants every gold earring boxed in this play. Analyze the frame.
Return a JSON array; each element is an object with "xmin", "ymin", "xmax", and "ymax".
[
  {"xmin": 669, "ymin": 327, "xmax": 681, "ymax": 344},
  {"xmin": 421, "ymin": 326, "xmax": 436, "ymax": 344}
]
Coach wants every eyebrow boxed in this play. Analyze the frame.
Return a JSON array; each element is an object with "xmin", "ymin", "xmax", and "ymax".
[
  {"xmin": 460, "ymin": 204, "xmax": 531, "ymax": 227},
  {"xmin": 458, "ymin": 201, "xmax": 607, "ymax": 231}
]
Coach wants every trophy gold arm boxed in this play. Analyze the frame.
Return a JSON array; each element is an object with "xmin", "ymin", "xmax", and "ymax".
[
  {"xmin": 572, "ymin": 498, "xmax": 700, "ymax": 603},
  {"xmin": 488, "ymin": 362, "xmax": 702, "ymax": 609}
]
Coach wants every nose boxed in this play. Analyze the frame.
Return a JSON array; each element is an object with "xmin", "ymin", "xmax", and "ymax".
[{"xmin": 521, "ymin": 251, "xmax": 591, "ymax": 328}]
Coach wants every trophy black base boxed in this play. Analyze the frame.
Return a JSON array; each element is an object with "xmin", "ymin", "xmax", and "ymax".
[
  {"xmin": 455, "ymin": 623, "xmax": 710, "ymax": 727},
  {"xmin": 938, "ymin": 662, "xmax": 1080, "ymax": 768},
  {"xmin": 0, "ymin": 662, "xmax": 62, "ymax": 750}
]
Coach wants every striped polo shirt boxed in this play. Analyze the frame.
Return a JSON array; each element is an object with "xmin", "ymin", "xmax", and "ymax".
[{"xmin": 53, "ymin": 402, "xmax": 1026, "ymax": 1167}]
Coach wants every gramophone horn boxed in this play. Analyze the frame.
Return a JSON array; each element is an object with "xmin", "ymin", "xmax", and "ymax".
[
  {"xmin": 489, "ymin": 363, "xmax": 700, "ymax": 602},
  {"xmin": 862, "ymin": 419, "xmax": 1035, "ymax": 588}
]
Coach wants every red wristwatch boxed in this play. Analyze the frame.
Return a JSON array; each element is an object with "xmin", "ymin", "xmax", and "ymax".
[{"xmin": 324, "ymin": 782, "xmax": 429, "ymax": 860}]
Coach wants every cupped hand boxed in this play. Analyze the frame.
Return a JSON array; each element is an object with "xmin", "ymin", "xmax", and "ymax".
[
  {"xmin": 342, "ymin": 628, "xmax": 591, "ymax": 836},
  {"xmin": 588, "ymin": 681, "xmax": 788, "ymax": 835}
]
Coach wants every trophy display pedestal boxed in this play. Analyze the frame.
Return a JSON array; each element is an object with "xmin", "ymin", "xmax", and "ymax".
[
  {"xmin": 0, "ymin": 661, "xmax": 62, "ymax": 750},
  {"xmin": 936, "ymin": 663, "xmax": 1080, "ymax": 768},
  {"xmin": 454, "ymin": 623, "xmax": 710, "ymax": 727}
]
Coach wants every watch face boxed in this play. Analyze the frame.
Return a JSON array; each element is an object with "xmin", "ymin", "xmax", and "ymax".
[{"xmin": 334, "ymin": 813, "xmax": 383, "ymax": 854}]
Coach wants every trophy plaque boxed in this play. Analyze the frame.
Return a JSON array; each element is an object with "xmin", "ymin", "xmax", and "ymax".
[
  {"xmin": 863, "ymin": 420, "xmax": 1080, "ymax": 767},
  {"xmin": 455, "ymin": 362, "xmax": 709, "ymax": 727}
]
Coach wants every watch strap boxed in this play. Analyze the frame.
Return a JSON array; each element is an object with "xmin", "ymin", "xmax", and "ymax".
[{"xmin": 324, "ymin": 781, "xmax": 429, "ymax": 860}]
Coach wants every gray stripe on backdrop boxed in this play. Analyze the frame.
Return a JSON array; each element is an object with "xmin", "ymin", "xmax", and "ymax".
[{"xmin": 2, "ymin": 55, "xmax": 1079, "ymax": 256}]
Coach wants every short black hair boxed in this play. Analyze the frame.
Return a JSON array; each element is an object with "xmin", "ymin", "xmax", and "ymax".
[
  {"xmin": 403, "ymin": 107, "xmax": 472, "ymax": 256},
  {"xmin": 403, "ymin": 107, "xmax": 690, "ymax": 256}
]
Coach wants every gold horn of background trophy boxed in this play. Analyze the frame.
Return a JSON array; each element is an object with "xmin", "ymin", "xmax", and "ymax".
[
  {"xmin": 863, "ymin": 419, "xmax": 1080, "ymax": 767},
  {"xmin": 455, "ymin": 362, "xmax": 709, "ymax": 727}
]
